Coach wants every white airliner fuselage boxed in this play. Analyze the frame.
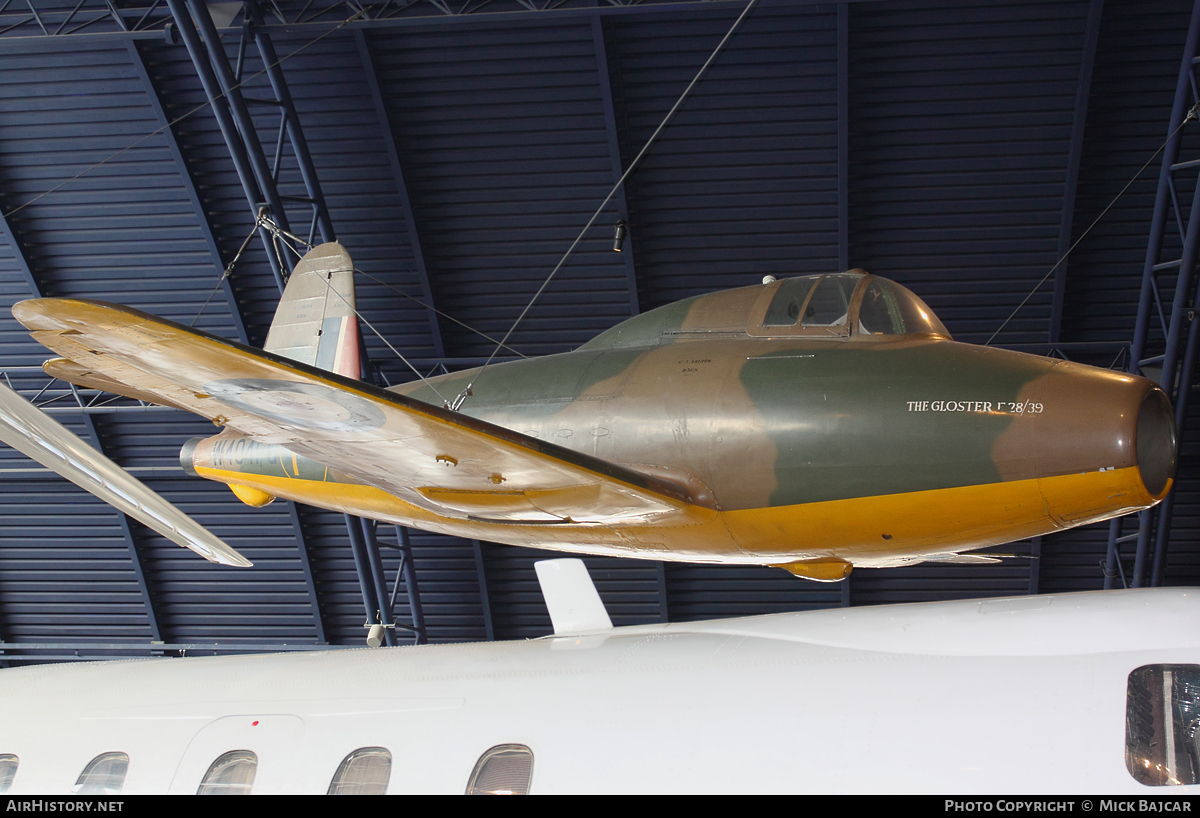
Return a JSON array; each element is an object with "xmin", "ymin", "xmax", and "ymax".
[{"xmin": 0, "ymin": 585, "xmax": 1197, "ymax": 794}]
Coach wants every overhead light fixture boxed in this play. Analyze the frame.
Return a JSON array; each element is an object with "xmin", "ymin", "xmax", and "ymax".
[
  {"xmin": 367, "ymin": 623, "xmax": 385, "ymax": 647},
  {"xmin": 612, "ymin": 220, "xmax": 628, "ymax": 252}
]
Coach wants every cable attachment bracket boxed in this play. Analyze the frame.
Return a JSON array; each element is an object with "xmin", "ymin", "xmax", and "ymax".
[
  {"xmin": 257, "ymin": 212, "xmax": 313, "ymax": 250},
  {"xmin": 448, "ymin": 388, "xmax": 472, "ymax": 412}
]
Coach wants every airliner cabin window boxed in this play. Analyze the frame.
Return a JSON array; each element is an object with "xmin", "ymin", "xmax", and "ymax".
[
  {"xmin": 0, "ymin": 755, "xmax": 16, "ymax": 794},
  {"xmin": 465, "ymin": 744, "xmax": 534, "ymax": 795},
  {"xmin": 328, "ymin": 747, "xmax": 392, "ymax": 795},
  {"xmin": 1127, "ymin": 664, "xmax": 1200, "ymax": 785},
  {"xmin": 72, "ymin": 752, "xmax": 128, "ymax": 795},
  {"xmin": 197, "ymin": 750, "xmax": 257, "ymax": 795}
]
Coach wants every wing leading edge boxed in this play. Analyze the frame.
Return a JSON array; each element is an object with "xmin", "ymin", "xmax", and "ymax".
[
  {"xmin": 0, "ymin": 379, "xmax": 251, "ymax": 567},
  {"xmin": 13, "ymin": 298, "xmax": 704, "ymax": 526}
]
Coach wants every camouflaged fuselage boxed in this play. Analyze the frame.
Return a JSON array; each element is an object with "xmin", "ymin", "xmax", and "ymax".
[{"xmin": 183, "ymin": 273, "xmax": 1177, "ymax": 577}]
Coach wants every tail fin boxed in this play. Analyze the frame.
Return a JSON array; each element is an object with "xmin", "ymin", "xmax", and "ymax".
[{"xmin": 264, "ymin": 242, "xmax": 362, "ymax": 380}]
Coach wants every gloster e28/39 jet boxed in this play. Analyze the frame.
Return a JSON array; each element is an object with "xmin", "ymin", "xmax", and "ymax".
[{"xmin": 5, "ymin": 243, "xmax": 1178, "ymax": 580}]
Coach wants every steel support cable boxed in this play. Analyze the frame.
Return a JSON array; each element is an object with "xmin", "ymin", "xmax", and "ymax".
[
  {"xmin": 0, "ymin": 8, "xmax": 366, "ymax": 221},
  {"xmin": 985, "ymin": 102, "xmax": 1200, "ymax": 346},
  {"xmin": 450, "ymin": 0, "xmax": 761, "ymax": 411},
  {"xmin": 262, "ymin": 221, "xmax": 526, "ymax": 358},
  {"xmin": 190, "ymin": 218, "xmax": 262, "ymax": 328},
  {"xmin": 268, "ymin": 224, "xmax": 452, "ymax": 404}
]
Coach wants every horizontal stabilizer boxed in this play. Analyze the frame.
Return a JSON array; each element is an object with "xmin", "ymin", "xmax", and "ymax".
[{"xmin": 0, "ymin": 380, "xmax": 251, "ymax": 567}]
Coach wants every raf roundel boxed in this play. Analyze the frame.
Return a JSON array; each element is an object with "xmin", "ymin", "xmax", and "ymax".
[{"xmin": 203, "ymin": 379, "xmax": 387, "ymax": 433}]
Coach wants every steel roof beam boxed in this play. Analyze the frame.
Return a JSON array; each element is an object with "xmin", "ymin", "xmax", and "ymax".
[
  {"xmin": 164, "ymin": 0, "xmax": 289, "ymax": 288},
  {"xmin": 1106, "ymin": 0, "xmax": 1200, "ymax": 589},
  {"xmin": 246, "ymin": 0, "xmax": 334, "ymax": 244},
  {"xmin": 0, "ymin": 205, "xmax": 164, "ymax": 644},
  {"xmin": 472, "ymin": 540, "xmax": 494, "ymax": 641},
  {"xmin": 171, "ymin": 0, "xmax": 425, "ymax": 642},
  {"xmin": 0, "ymin": 0, "xmax": 170, "ymax": 39},
  {"xmin": 344, "ymin": 513, "xmax": 397, "ymax": 647},
  {"xmin": 1049, "ymin": 0, "xmax": 1103, "ymax": 345},
  {"xmin": 168, "ymin": 0, "xmax": 376, "ymax": 641},
  {"xmin": 591, "ymin": 15, "xmax": 638, "ymax": 317},
  {"xmin": 181, "ymin": 0, "xmax": 294, "ymax": 244},
  {"xmin": 361, "ymin": 517, "xmax": 397, "ymax": 647},
  {"xmin": 392, "ymin": 525, "xmax": 426, "ymax": 644},
  {"xmin": 354, "ymin": 28, "xmax": 446, "ymax": 360},
  {"xmin": 0, "ymin": 0, "xmax": 781, "ymax": 44},
  {"xmin": 125, "ymin": 39, "xmax": 250, "ymax": 345}
]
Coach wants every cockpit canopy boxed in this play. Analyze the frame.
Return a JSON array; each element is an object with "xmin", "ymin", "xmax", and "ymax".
[{"xmin": 580, "ymin": 270, "xmax": 949, "ymax": 351}]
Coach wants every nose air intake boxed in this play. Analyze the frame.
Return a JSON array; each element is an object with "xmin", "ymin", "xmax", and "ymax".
[{"xmin": 1137, "ymin": 388, "xmax": 1177, "ymax": 497}]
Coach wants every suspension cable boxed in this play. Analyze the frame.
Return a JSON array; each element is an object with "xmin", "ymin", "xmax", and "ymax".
[
  {"xmin": 267, "ymin": 223, "xmax": 450, "ymax": 405},
  {"xmin": 448, "ymin": 0, "xmax": 761, "ymax": 411},
  {"xmin": 190, "ymin": 219, "xmax": 261, "ymax": 328},
  {"xmin": 985, "ymin": 101, "xmax": 1200, "ymax": 346},
  {"xmin": 0, "ymin": 9, "xmax": 366, "ymax": 221}
]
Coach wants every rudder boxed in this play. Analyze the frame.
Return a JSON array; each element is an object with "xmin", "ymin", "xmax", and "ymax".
[{"xmin": 264, "ymin": 242, "xmax": 361, "ymax": 379}]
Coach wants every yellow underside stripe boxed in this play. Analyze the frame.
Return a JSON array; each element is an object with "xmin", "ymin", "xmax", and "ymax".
[{"xmin": 196, "ymin": 465, "xmax": 1158, "ymax": 567}]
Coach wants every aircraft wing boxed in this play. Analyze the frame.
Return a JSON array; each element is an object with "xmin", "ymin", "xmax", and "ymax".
[
  {"xmin": 0, "ymin": 378, "xmax": 251, "ymax": 567},
  {"xmin": 13, "ymin": 299, "xmax": 701, "ymax": 525}
]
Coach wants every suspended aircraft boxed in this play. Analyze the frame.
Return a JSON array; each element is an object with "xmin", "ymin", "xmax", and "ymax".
[
  {"xmin": 0, "ymin": 559, "xmax": 1196, "ymax": 794},
  {"xmin": 2, "ymin": 243, "xmax": 1179, "ymax": 580}
]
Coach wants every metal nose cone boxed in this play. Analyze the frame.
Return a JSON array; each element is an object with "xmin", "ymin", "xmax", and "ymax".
[
  {"xmin": 180, "ymin": 436, "xmax": 202, "ymax": 478},
  {"xmin": 1135, "ymin": 387, "xmax": 1177, "ymax": 497},
  {"xmin": 995, "ymin": 361, "xmax": 1177, "ymax": 528}
]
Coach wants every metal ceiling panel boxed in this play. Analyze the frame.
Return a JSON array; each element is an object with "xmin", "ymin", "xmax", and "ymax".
[
  {"xmin": 606, "ymin": 3, "xmax": 840, "ymax": 309},
  {"xmin": 366, "ymin": 19, "xmax": 634, "ymax": 358},
  {"xmin": 1062, "ymin": 2, "xmax": 1194, "ymax": 344},
  {"xmin": 848, "ymin": 0, "xmax": 1091, "ymax": 345}
]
